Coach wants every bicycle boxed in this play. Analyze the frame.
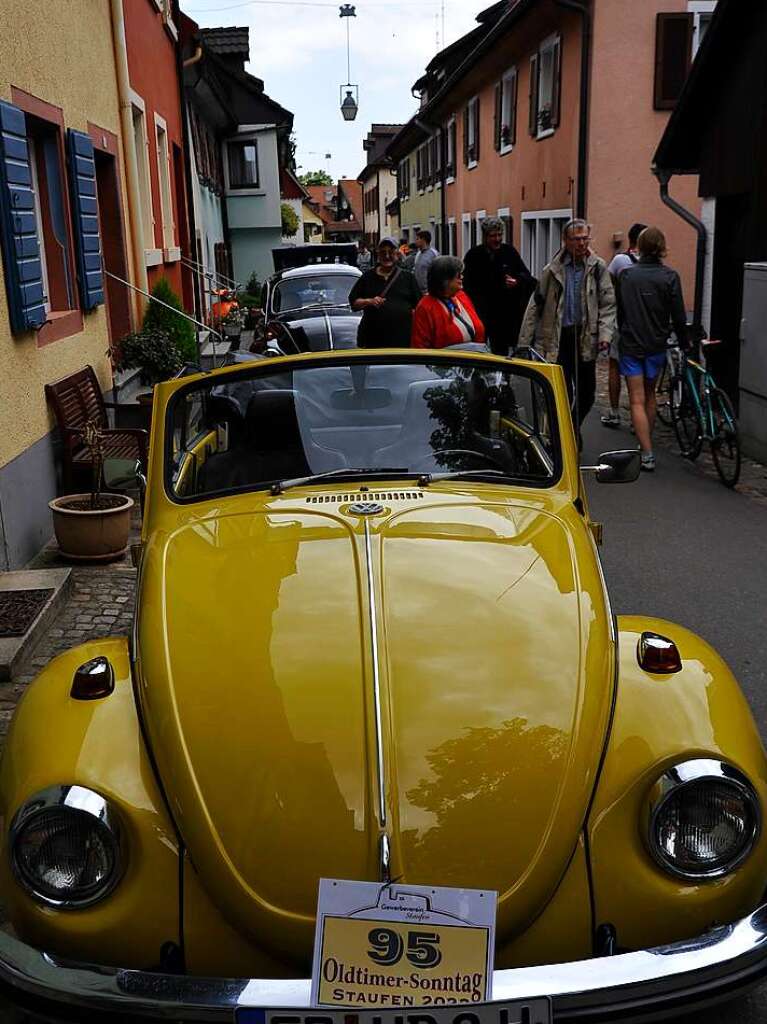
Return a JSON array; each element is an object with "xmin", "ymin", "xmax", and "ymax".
[{"xmin": 668, "ymin": 339, "xmax": 741, "ymax": 487}]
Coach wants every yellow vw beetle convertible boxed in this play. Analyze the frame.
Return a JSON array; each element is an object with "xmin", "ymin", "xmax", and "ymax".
[{"xmin": 0, "ymin": 348, "xmax": 766, "ymax": 1022}]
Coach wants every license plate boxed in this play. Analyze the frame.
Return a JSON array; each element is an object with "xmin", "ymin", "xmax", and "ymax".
[{"xmin": 237, "ymin": 1001, "xmax": 552, "ymax": 1024}]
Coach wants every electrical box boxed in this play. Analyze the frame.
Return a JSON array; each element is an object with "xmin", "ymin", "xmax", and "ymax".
[{"xmin": 739, "ymin": 263, "xmax": 767, "ymax": 462}]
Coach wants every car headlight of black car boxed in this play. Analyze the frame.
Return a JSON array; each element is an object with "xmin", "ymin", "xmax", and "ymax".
[
  {"xmin": 648, "ymin": 759, "xmax": 760, "ymax": 879},
  {"xmin": 9, "ymin": 785, "xmax": 123, "ymax": 908}
]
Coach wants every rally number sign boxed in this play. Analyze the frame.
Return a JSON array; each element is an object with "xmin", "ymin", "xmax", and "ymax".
[{"xmin": 311, "ymin": 880, "xmax": 497, "ymax": 1009}]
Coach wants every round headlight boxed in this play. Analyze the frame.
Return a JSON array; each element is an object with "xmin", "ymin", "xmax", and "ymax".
[
  {"xmin": 10, "ymin": 786, "xmax": 123, "ymax": 908},
  {"xmin": 649, "ymin": 760, "xmax": 760, "ymax": 880}
]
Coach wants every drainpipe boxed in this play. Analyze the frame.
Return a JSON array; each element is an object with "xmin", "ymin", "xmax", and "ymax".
[
  {"xmin": 654, "ymin": 166, "xmax": 707, "ymax": 337},
  {"xmin": 554, "ymin": 0, "xmax": 591, "ymax": 219},
  {"xmin": 109, "ymin": 0, "xmax": 148, "ymax": 323},
  {"xmin": 415, "ymin": 116, "xmax": 447, "ymax": 248},
  {"xmin": 173, "ymin": 0, "xmax": 203, "ymax": 323}
]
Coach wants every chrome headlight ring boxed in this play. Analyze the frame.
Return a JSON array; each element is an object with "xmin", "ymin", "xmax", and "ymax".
[
  {"xmin": 9, "ymin": 785, "xmax": 124, "ymax": 909},
  {"xmin": 648, "ymin": 759, "xmax": 761, "ymax": 881}
]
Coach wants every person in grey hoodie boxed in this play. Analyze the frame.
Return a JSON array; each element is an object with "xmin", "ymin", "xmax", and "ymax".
[
  {"xmin": 617, "ymin": 226, "xmax": 689, "ymax": 472},
  {"xmin": 413, "ymin": 229, "xmax": 439, "ymax": 295}
]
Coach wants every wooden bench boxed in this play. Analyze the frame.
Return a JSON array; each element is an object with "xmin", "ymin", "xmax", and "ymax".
[{"xmin": 45, "ymin": 366, "xmax": 148, "ymax": 494}]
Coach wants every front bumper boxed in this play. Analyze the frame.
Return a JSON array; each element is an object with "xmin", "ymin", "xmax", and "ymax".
[{"xmin": 1, "ymin": 905, "xmax": 767, "ymax": 1023}]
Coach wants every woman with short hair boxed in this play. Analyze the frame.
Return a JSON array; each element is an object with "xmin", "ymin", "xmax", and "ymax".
[
  {"xmin": 411, "ymin": 256, "xmax": 486, "ymax": 349},
  {"xmin": 618, "ymin": 226, "xmax": 689, "ymax": 472}
]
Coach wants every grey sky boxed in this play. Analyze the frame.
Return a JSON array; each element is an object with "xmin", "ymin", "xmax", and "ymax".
[{"xmin": 181, "ymin": 0, "xmax": 490, "ymax": 182}]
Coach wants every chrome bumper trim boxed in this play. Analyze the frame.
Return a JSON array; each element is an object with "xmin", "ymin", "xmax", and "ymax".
[{"xmin": 0, "ymin": 904, "xmax": 766, "ymax": 1022}]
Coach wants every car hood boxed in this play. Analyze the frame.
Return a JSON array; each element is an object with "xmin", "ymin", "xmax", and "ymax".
[
  {"xmin": 274, "ymin": 308, "xmax": 360, "ymax": 351},
  {"xmin": 137, "ymin": 496, "xmax": 613, "ymax": 962}
]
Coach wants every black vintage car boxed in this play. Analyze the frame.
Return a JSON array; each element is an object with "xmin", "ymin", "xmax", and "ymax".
[{"xmin": 254, "ymin": 262, "xmax": 363, "ymax": 354}]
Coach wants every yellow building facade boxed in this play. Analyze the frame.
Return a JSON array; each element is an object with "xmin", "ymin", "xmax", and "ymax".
[{"xmin": 0, "ymin": 1, "xmax": 134, "ymax": 568}]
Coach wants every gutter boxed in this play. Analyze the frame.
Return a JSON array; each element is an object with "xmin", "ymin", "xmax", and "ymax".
[
  {"xmin": 554, "ymin": 0, "xmax": 591, "ymax": 219},
  {"xmin": 173, "ymin": 0, "xmax": 203, "ymax": 325},
  {"xmin": 109, "ymin": 0, "xmax": 148, "ymax": 321},
  {"xmin": 654, "ymin": 166, "xmax": 707, "ymax": 336}
]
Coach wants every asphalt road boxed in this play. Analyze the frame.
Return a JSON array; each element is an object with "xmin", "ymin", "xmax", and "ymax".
[{"xmin": 583, "ymin": 415, "xmax": 767, "ymax": 1023}]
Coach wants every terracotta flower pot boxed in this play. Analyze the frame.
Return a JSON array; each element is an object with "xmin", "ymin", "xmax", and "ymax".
[{"xmin": 49, "ymin": 493, "xmax": 134, "ymax": 563}]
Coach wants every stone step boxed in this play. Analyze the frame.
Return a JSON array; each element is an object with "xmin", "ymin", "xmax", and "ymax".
[
  {"xmin": 200, "ymin": 338, "xmax": 232, "ymax": 371},
  {"xmin": 0, "ymin": 570, "xmax": 73, "ymax": 681}
]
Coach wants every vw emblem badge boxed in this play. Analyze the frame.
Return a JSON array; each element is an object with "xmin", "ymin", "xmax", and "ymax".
[{"xmin": 348, "ymin": 502, "xmax": 386, "ymax": 516}]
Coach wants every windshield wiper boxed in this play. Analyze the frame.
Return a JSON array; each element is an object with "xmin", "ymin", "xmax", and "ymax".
[
  {"xmin": 277, "ymin": 302, "xmax": 350, "ymax": 315},
  {"xmin": 418, "ymin": 469, "xmax": 521, "ymax": 486},
  {"xmin": 271, "ymin": 467, "xmax": 410, "ymax": 495}
]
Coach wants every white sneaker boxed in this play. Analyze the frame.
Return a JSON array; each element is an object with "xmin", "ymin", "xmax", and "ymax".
[
  {"xmin": 640, "ymin": 452, "xmax": 656, "ymax": 472},
  {"xmin": 601, "ymin": 410, "xmax": 620, "ymax": 428}
]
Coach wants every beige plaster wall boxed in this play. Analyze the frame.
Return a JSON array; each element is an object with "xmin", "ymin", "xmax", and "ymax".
[
  {"xmin": 0, "ymin": 0, "xmax": 130, "ymax": 470},
  {"xmin": 588, "ymin": 0, "xmax": 701, "ymax": 302}
]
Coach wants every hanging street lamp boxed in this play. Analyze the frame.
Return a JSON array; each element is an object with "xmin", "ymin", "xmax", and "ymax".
[{"xmin": 339, "ymin": 4, "xmax": 359, "ymax": 121}]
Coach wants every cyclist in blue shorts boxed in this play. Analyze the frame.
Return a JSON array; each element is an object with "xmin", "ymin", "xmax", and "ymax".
[{"xmin": 617, "ymin": 227, "xmax": 689, "ymax": 472}]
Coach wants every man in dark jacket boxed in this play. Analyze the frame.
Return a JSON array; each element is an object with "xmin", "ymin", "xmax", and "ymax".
[
  {"xmin": 463, "ymin": 216, "xmax": 535, "ymax": 356},
  {"xmin": 619, "ymin": 226, "xmax": 688, "ymax": 472}
]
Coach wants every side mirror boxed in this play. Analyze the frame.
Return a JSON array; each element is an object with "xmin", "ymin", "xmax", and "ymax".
[{"xmin": 582, "ymin": 449, "xmax": 641, "ymax": 484}]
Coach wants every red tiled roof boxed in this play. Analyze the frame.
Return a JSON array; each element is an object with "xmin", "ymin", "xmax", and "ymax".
[
  {"xmin": 325, "ymin": 220, "xmax": 362, "ymax": 233},
  {"xmin": 338, "ymin": 179, "xmax": 363, "ymax": 222}
]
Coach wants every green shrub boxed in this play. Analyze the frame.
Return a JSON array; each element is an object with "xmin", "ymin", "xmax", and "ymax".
[
  {"xmin": 281, "ymin": 202, "xmax": 300, "ymax": 238},
  {"xmin": 114, "ymin": 329, "xmax": 183, "ymax": 385},
  {"xmin": 142, "ymin": 277, "xmax": 197, "ymax": 363},
  {"xmin": 235, "ymin": 291, "xmax": 261, "ymax": 309},
  {"xmin": 245, "ymin": 271, "xmax": 262, "ymax": 295}
]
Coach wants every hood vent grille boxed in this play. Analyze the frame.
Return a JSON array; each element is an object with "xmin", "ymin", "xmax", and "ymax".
[{"xmin": 305, "ymin": 491, "xmax": 425, "ymax": 504}]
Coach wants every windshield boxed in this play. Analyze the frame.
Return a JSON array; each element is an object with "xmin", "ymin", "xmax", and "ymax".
[
  {"xmin": 272, "ymin": 273, "xmax": 357, "ymax": 313},
  {"xmin": 167, "ymin": 359, "xmax": 558, "ymax": 501}
]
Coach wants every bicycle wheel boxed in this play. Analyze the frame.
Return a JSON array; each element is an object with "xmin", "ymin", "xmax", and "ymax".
[
  {"xmin": 670, "ymin": 374, "xmax": 703, "ymax": 459},
  {"xmin": 656, "ymin": 362, "xmax": 672, "ymax": 426},
  {"xmin": 710, "ymin": 387, "xmax": 741, "ymax": 487}
]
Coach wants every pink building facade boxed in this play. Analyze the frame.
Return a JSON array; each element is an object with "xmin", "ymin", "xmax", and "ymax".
[{"xmin": 421, "ymin": 0, "xmax": 716, "ymax": 317}]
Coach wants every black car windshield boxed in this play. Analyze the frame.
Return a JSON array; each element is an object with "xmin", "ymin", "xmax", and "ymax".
[
  {"xmin": 272, "ymin": 273, "xmax": 358, "ymax": 313},
  {"xmin": 167, "ymin": 359, "xmax": 558, "ymax": 501}
]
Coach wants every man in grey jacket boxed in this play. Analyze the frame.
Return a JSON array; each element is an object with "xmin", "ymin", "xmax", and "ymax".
[
  {"xmin": 413, "ymin": 230, "xmax": 439, "ymax": 295},
  {"xmin": 518, "ymin": 220, "xmax": 616, "ymax": 430}
]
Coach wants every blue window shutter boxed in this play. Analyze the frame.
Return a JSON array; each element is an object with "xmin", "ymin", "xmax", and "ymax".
[
  {"xmin": 66, "ymin": 129, "xmax": 103, "ymax": 310},
  {"xmin": 0, "ymin": 101, "xmax": 46, "ymax": 333}
]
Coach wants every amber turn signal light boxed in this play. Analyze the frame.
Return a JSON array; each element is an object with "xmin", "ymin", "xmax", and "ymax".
[
  {"xmin": 637, "ymin": 632, "xmax": 683, "ymax": 674},
  {"xmin": 70, "ymin": 656, "xmax": 115, "ymax": 700}
]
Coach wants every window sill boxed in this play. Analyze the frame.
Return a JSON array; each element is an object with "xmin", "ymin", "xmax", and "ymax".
[
  {"xmin": 227, "ymin": 187, "xmax": 265, "ymax": 197},
  {"xmin": 145, "ymin": 248, "xmax": 163, "ymax": 267},
  {"xmin": 536, "ymin": 128, "xmax": 555, "ymax": 141},
  {"xmin": 164, "ymin": 246, "xmax": 181, "ymax": 263},
  {"xmin": 36, "ymin": 309, "xmax": 83, "ymax": 348},
  {"xmin": 446, "ymin": 176, "xmax": 455, "ymax": 186},
  {"xmin": 500, "ymin": 144, "xmax": 514, "ymax": 156},
  {"xmin": 467, "ymin": 160, "xmax": 478, "ymax": 170}
]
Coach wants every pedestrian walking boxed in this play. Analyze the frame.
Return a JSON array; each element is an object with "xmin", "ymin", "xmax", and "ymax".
[
  {"xmin": 463, "ymin": 216, "xmax": 535, "ymax": 356},
  {"xmin": 518, "ymin": 219, "xmax": 616, "ymax": 433},
  {"xmin": 617, "ymin": 226, "xmax": 689, "ymax": 472},
  {"xmin": 601, "ymin": 222, "xmax": 647, "ymax": 429},
  {"xmin": 348, "ymin": 236, "xmax": 421, "ymax": 348},
  {"xmin": 357, "ymin": 239, "xmax": 373, "ymax": 272},
  {"xmin": 411, "ymin": 256, "xmax": 486, "ymax": 349},
  {"xmin": 413, "ymin": 229, "xmax": 439, "ymax": 295}
]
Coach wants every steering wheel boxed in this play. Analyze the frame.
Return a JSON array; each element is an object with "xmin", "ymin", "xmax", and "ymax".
[{"xmin": 418, "ymin": 448, "xmax": 508, "ymax": 471}]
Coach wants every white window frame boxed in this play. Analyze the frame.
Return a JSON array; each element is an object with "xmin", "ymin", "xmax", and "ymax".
[
  {"xmin": 446, "ymin": 116, "xmax": 456, "ymax": 183},
  {"xmin": 688, "ymin": 1, "xmax": 717, "ymax": 57},
  {"xmin": 521, "ymin": 208, "xmax": 572, "ymax": 279},
  {"xmin": 497, "ymin": 207, "xmax": 511, "ymax": 244},
  {"xmin": 466, "ymin": 96, "xmax": 479, "ymax": 169},
  {"xmin": 461, "ymin": 213, "xmax": 472, "ymax": 256},
  {"xmin": 500, "ymin": 67, "xmax": 518, "ymax": 155},
  {"xmin": 536, "ymin": 34, "xmax": 559, "ymax": 140},
  {"xmin": 224, "ymin": 130, "xmax": 264, "ymax": 195},
  {"xmin": 27, "ymin": 139, "xmax": 50, "ymax": 312},
  {"xmin": 448, "ymin": 216, "xmax": 456, "ymax": 256},
  {"xmin": 476, "ymin": 210, "xmax": 487, "ymax": 242},
  {"xmin": 130, "ymin": 90, "xmax": 160, "ymax": 265},
  {"xmin": 154, "ymin": 113, "xmax": 175, "ymax": 252}
]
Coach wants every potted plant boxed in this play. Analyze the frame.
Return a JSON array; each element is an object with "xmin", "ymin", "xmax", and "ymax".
[
  {"xmin": 113, "ymin": 328, "xmax": 184, "ymax": 404},
  {"xmin": 49, "ymin": 421, "xmax": 135, "ymax": 562}
]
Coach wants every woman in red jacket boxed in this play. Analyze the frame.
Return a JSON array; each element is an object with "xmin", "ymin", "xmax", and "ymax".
[{"xmin": 411, "ymin": 256, "xmax": 487, "ymax": 349}]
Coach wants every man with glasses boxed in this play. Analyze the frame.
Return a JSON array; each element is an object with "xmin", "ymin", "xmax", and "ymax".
[{"xmin": 518, "ymin": 219, "xmax": 616, "ymax": 433}]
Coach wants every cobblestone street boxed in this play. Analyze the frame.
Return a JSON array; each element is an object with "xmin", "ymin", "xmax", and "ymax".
[{"xmin": 1, "ymin": 567, "xmax": 136, "ymax": 741}]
